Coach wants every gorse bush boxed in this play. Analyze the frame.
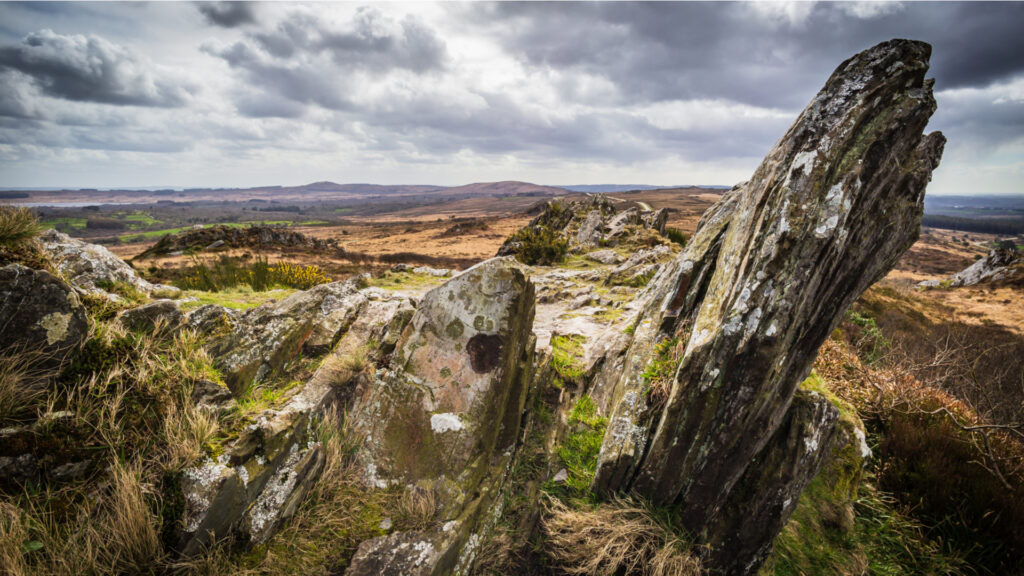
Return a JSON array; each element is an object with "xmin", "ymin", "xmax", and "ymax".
[
  {"xmin": 175, "ymin": 256, "xmax": 332, "ymax": 292},
  {"xmin": 0, "ymin": 205, "xmax": 38, "ymax": 247},
  {"xmin": 508, "ymin": 225, "xmax": 569, "ymax": 266}
]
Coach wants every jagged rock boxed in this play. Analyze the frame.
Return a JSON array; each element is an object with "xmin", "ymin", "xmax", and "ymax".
[
  {"xmin": 413, "ymin": 266, "xmax": 452, "ymax": 277},
  {"xmin": 576, "ymin": 211, "xmax": 605, "ymax": 246},
  {"xmin": 585, "ymin": 249, "xmax": 622, "ymax": 265},
  {"xmin": 947, "ymin": 243, "xmax": 1023, "ymax": 287},
  {"xmin": 191, "ymin": 378, "xmax": 235, "ymax": 410},
  {"xmin": 703, "ymin": 389, "xmax": 840, "ymax": 575},
  {"xmin": 0, "ymin": 264, "xmax": 88, "ymax": 368},
  {"xmin": 37, "ymin": 229, "xmax": 177, "ymax": 297},
  {"xmin": 138, "ymin": 225, "xmax": 334, "ymax": 258},
  {"xmin": 347, "ymin": 257, "xmax": 535, "ymax": 575},
  {"xmin": 194, "ymin": 279, "xmax": 368, "ymax": 394},
  {"xmin": 605, "ymin": 245, "xmax": 671, "ymax": 286},
  {"xmin": 118, "ymin": 299, "xmax": 183, "ymax": 333},
  {"xmin": 177, "ymin": 288, "xmax": 415, "ymax": 554},
  {"xmin": 642, "ymin": 208, "xmax": 669, "ymax": 235},
  {"xmin": 605, "ymin": 207, "xmax": 642, "ymax": 240},
  {"xmin": 592, "ymin": 38, "xmax": 944, "ymax": 569}
]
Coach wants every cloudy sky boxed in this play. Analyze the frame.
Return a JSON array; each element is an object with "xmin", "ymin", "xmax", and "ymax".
[{"xmin": 0, "ymin": 1, "xmax": 1022, "ymax": 194}]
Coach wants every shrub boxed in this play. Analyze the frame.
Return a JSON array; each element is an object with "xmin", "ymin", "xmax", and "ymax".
[
  {"xmin": 507, "ymin": 225, "xmax": 568, "ymax": 266},
  {"xmin": 664, "ymin": 227, "xmax": 688, "ymax": 247},
  {"xmin": 0, "ymin": 205, "xmax": 38, "ymax": 247},
  {"xmin": 174, "ymin": 256, "xmax": 332, "ymax": 292}
]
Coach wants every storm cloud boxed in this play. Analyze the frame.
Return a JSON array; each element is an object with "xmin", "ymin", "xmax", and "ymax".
[
  {"xmin": 197, "ymin": 2, "xmax": 257, "ymax": 28},
  {"xmin": 0, "ymin": 1, "xmax": 1021, "ymax": 193},
  {"xmin": 0, "ymin": 28, "xmax": 190, "ymax": 108}
]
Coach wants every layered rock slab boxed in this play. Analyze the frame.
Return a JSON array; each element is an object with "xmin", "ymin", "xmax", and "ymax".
[
  {"xmin": 347, "ymin": 257, "xmax": 536, "ymax": 575},
  {"xmin": 592, "ymin": 37, "xmax": 945, "ymax": 560}
]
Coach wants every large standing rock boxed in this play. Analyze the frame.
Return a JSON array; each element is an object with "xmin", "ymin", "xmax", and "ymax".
[
  {"xmin": 947, "ymin": 243, "xmax": 1023, "ymax": 287},
  {"xmin": 347, "ymin": 257, "xmax": 536, "ymax": 575},
  {"xmin": 703, "ymin": 389, "xmax": 839, "ymax": 575},
  {"xmin": 592, "ymin": 38, "xmax": 945, "ymax": 567},
  {"xmin": 0, "ymin": 264, "xmax": 88, "ymax": 367},
  {"xmin": 37, "ymin": 229, "xmax": 175, "ymax": 297}
]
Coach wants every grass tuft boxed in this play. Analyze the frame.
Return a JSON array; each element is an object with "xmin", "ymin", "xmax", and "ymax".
[
  {"xmin": 543, "ymin": 495, "xmax": 701, "ymax": 576},
  {"xmin": 0, "ymin": 205, "xmax": 39, "ymax": 247}
]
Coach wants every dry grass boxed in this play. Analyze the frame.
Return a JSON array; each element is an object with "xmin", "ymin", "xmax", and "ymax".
[
  {"xmin": 161, "ymin": 403, "xmax": 219, "ymax": 473},
  {"xmin": 0, "ymin": 348, "xmax": 49, "ymax": 423},
  {"xmin": 395, "ymin": 486, "xmax": 437, "ymax": 531},
  {"xmin": 543, "ymin": 496, "xmax": 702, "ymax": 576},
  {"xmin": 0, "ymin": 205, "xmax": 38, "ymax": 247}
]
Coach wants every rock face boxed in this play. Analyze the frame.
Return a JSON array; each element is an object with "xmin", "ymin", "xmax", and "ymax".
[
  {"xmin": 590, "ymin": 38, "xmax": 944, "ymax": 572},
  {"xmin": 703, "ymin": 389, "xmax": 839, "ymax": 574},
  {"xmin": 118, "ymin": 299, "xmax": 183, "ymax": 333},
  {"xmin": 347, "ymin": 257, "xmax": 536, "ymax": 575},
  {"xmin": 138, "ymin": 225, "xmax": 335, "ymax": 258},
  {"xmin": 37, "ymin": 229, "xmax": 160, "ymax": 295},
  {"xmin": 193, "ymin": 280, "xmax": 370, "ymax": 394},
  {"xmin": 947, "ymin": 243, "xmax": 1023, "ymax": 287},
  {"xmin": 0, "ymin": 264, "xmax": 88, "ymax": 367}
]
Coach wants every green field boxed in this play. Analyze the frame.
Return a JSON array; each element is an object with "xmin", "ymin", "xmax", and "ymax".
[{"xmin": 40, "ymin": 217, "xmax": 87, "ymax": 230}]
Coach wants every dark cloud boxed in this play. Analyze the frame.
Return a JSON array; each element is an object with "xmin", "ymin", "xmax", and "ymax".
[
  {"xmin": 206, "ymin": 8, "xmax": 447, "ymax": 118},
  {"xmin": 463, "ymin": 2, "xmax": 1024, "ymax": 109},
  {"xmin": 0, "ymin": 29, "xmax": 190, "ymax": 108},
  {"xmin": 197, "ymin": 2, "xmax": 256, "ymax": 28}
]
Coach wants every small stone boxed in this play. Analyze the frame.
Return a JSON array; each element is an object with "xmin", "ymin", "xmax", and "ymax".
[
  {"xmin": 379, "ymin": 517, "xmax": 393, "ymax": 531},
  {"xmin": 552, "ymin": 468, "xmax": 568, "ymax": 483}
]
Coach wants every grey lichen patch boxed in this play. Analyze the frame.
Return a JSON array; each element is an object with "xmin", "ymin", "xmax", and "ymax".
[{"xmin": 38, "ymin": 311, "xmax": 72, "ymax": 345}]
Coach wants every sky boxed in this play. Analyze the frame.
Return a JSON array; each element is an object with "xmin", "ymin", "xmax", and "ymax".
[{"xmin": 0, "ymin": 1, "xmax": 1022, "ymax": 195}]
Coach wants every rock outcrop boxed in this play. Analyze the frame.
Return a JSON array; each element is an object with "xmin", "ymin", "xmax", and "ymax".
[
  {"xmin": 138, "ymin": 225, "xmax": 335, "ymax": 258},
  {"xmin": 589, "ymin": 38, "xmax": 943, "ymax": 572},
  {"xmin": 0, "ymin": 263, "xmax": 88, "ymax": 368},
  {"xmin": 497, "ymin": 195, "xmax": 670, "ymax": 258},
  {"xmin": 945, "ymin": 242, "xmax": 1023, "ymax": 287},
  {"xmin": 38, "ymin": 229, "xmax": 177, "ymax": 297}
]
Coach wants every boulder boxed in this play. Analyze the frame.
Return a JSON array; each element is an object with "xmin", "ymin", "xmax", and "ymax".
[
  {"xmin": 0, "ymin": 264, "xmax": 88, "ymax": 368},
  {"xmin": 177, "ymin": 288, "xmax": 415, "ymax": 554},
  {"xmin": 585, "ymin": 249, "xmax": 622, "ymax": 265},
  {"xmin": 118, "ymin": 299, "xmax": 183, "ymax": 333},
  {"xmin": 591, "ymin": 38, "xmax": 944, "ymax": 570},
  {"xmin": 575, "ymin": 211, "xmax": 605, "ymax": 246},
  {"xmin": 347, "ymin": 257, "xmax": 536, "ymax": 574},
  {"xmin": 37, "ymin": 229, "xmax": 176, "ymax": 297}
]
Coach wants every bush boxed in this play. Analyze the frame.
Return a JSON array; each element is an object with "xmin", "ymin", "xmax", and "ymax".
[
  {"xmin": 507, "ymin": 225, "xmax": 568, "ymax": 266},
  {"xmin": 664, "ymin": 227, "xmax": 688, "ymax": 247}
]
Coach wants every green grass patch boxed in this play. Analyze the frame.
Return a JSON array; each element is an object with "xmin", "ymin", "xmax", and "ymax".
[
  {"xmin": 179, "ymin": 286, "xmax": 297, "ymax": 312},
  {"xmin": 555, "ymin": 395, "xmax": 608, "ymax": 496},
  {"xmin": 367, "ymin": 270, "xmax": 446, "ymax": 291},
  {"xmin": 551, "ymin": 334, "xmax": 586, "ymax": 386},
  {"xmin": 40, "ymin": 217, "xmax": 87, "ymax": 231}
]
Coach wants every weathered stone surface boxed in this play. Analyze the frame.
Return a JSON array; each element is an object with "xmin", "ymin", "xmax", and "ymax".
[
  {"xmin": 118, "ymin": 299, "xmax": 183, "ymax": 333},
  {"xmin": 347, "ymin": 531, "xmax": 444, "ymax": 576},
  {"xmin": 947, "ymin": 243, "xmax": 1023, "ymax": 287},
  {"xmin": 576, "ymin": 211, "xmax": 605, "ymax": 246},
  {"xmin": 703, "ymin": 389, "xmax": 839, "ymax": 575},
  {"xmin": 347, "ymin": 257, "xmax": 535, "ymax": 574},
  {"xmin": 585, "ymin": 249, "xmax": 622, "ymax": 265},
  {"xmin": 37, "ymin": 229, "xmax": 177, "ymax": 297},
  {"xmin": 194, "ymin": 279, "xmax": 368, "ymax": 394},
  {"xmin": 0, "ymin": 264, "xmax": 88, "ymax": 367},
  {"xmin": 592, "ymin": 38, "xmax": 944, "ymax": 566},
  {"xmin": 178, "ymin": 288, "xmax": 415, "ymax": 554}
]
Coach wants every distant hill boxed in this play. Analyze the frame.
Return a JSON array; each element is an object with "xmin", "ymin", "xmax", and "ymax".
[{"xmin": 440, "ymin": 181, "xmax": 569, "ymax": 197}]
